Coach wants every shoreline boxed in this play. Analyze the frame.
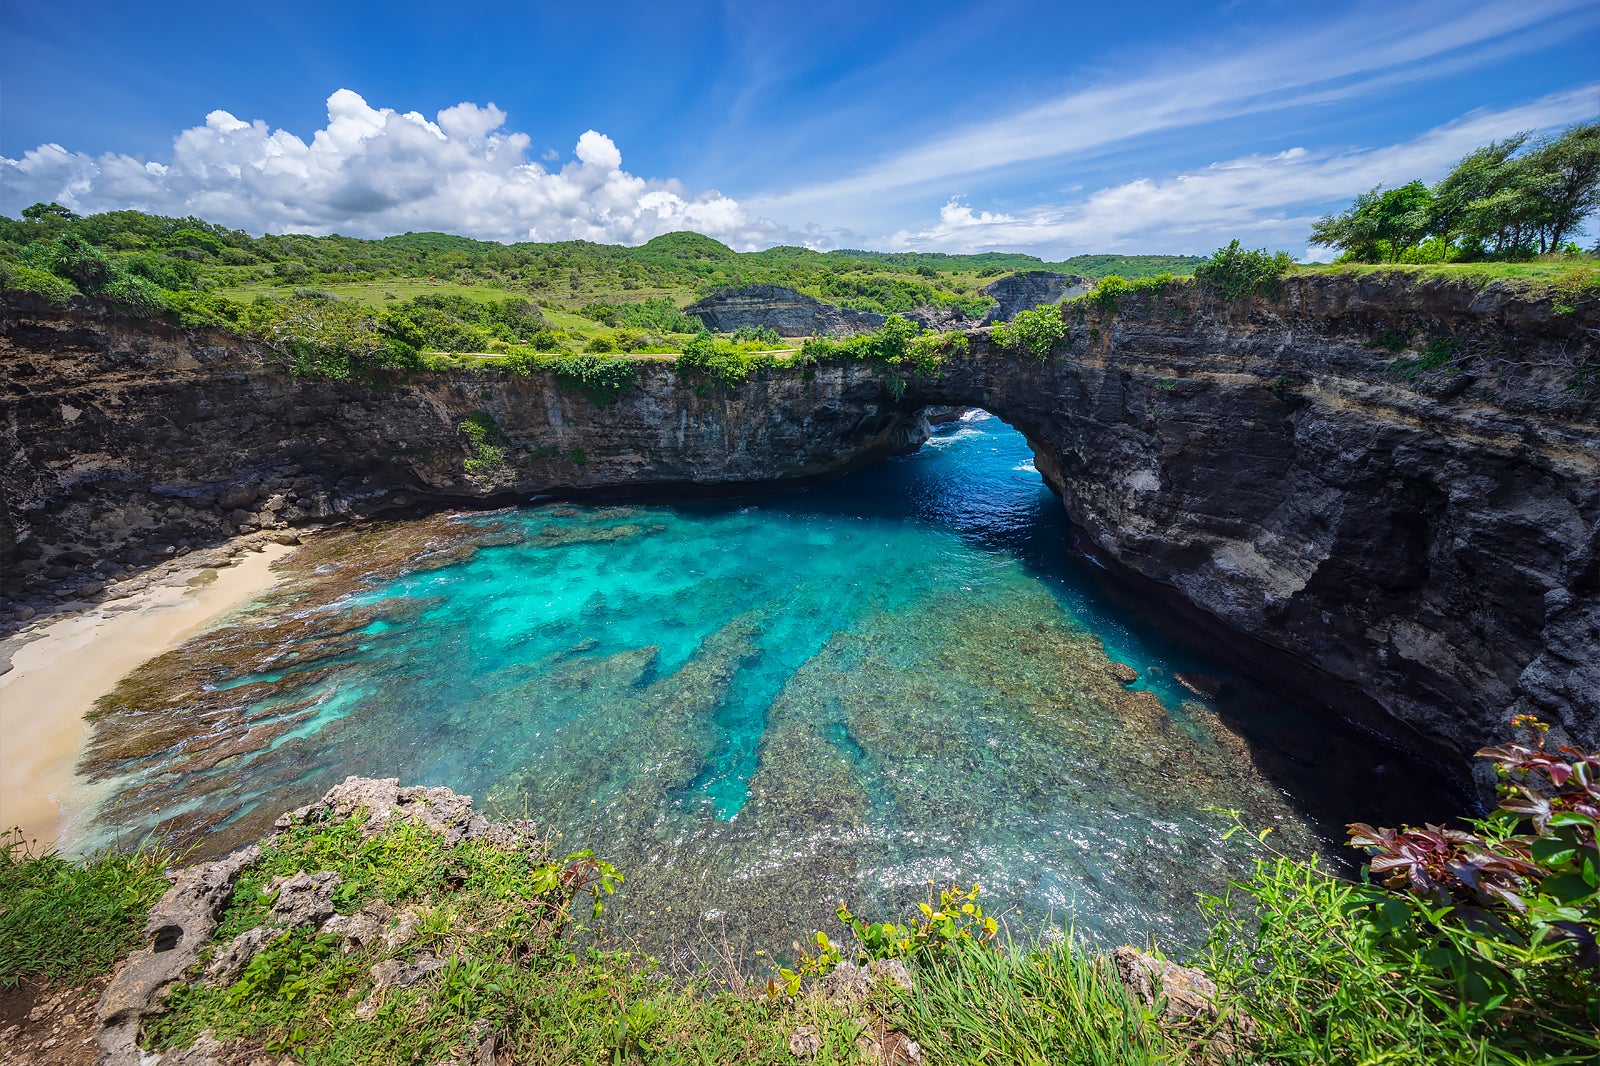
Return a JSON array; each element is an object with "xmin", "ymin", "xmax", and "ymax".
[{"xmin": 0, "ymin": 541, "xmax": 295, "ymax": 852}]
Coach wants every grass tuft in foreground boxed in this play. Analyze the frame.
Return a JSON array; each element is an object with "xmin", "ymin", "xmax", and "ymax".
[{"xmin": 0, "ymin": 829, "xmax": 173, "ymax": 988}]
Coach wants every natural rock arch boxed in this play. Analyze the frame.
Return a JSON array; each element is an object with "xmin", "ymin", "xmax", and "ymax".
[{"xmin": 3, "ymin": 274, "xmax": 1596, "ymax": 781}]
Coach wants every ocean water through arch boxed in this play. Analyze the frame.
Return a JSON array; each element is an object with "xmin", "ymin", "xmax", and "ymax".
[{"xmin": 76, "ymin": 411, "xmax": 1452, "ymax": 958}]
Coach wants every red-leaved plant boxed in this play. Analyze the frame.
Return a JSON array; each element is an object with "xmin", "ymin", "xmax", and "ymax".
[{"xmin": 1349, "ymin": 716, "xmax": 1600, "ymax": 968}]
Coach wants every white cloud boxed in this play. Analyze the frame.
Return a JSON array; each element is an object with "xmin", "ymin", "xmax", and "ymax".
[
  {"xmin": 0, "ymin": 89, "xmax": 801, "ymax": 249},
  {"xmin": 752, "ymin": 0, "xmax": 1599, "ymax": 228},
  {"xmin": 885, "ymin": 86, "xmax": 1600, "ymax": 259}
]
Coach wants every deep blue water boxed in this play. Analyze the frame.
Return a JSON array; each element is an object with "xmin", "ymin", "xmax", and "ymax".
[{"xmin": 83, "ymin": 412, "xmax": 1447, "ymax": 957}]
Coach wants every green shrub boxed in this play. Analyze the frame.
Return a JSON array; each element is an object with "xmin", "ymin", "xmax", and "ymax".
[
  {"xmin": 161, "ymin": 290, "xmax": 246, "ymax": 328},
  {"xmin": 1199, "ymin": 720, "xmax": 1600, "ymax": 1063},
  {"xmin": 0, "ymin": 831, "xmax": 173, "ymax": 988},
  {"xmin": 992, "ymin": 305, "xmax": 1068, "ymax": 360},
  {"xmin": 729, "ymin": 324, "xmax": 783, "ymax": 346},
  {"xmin": 0, "ymin": 261, "xmax": 81, "ymax": 305},
  {"xmin": 243, "ymin": 295, "xmax": 420, "ymax": 381},
  {"xmin": 505, "ymin": 347, "xmax": 638, "ymax": 401},
  {"xmin": 1195, "ymin": 240, "xmax": 1293, "ymax": 300},
  {"xmin": 795, "ymin": 316, "xmax": 958, "ymax": 379},
  {"xmin": 580, "ymin": 297, "xmax": 703, "ymax": 334},
  {"xmin": 677, "ymin": 334, "xmax": 776, "ymax": 389},
  {"xmin": 1082, "ymin": 273, "xmax": 1176, "ymax": 314},
  {"xmin": 584, "ymin": 334, "xmax": 618, "ymax": 353},
  {"xmin": 1391, "ymin": 337, "xmax": 1462, "ymax": 379},
  {"xmin": 1551, "ymin": 266, "xmax": 1600, "ymax": 315},
  {"xmin": 457, "ymin": 411, "xmax": 506, "ymax": 476},
  {"xmin": 547, "ymin": 353, "xmax": 637, "ymax": 403},
  {"xmin": 99, "ymin": 270, "xmax": 173, "ymax": 316}
]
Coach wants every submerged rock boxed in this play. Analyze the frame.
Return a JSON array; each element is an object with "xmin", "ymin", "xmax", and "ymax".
[
  {"xmin": 1174, "ymin": 673, "xmax": 1223, "ymax": 700},
  {"xmin": 1107, "ymin": 662, "xmax": 1140, "ymax": 685}
]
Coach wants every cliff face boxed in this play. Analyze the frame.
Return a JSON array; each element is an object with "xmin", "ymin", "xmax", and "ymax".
[
  {"xmin": 980, "ymin": 271, "xmax": 1092, "ymax": 323},
  {"xmin": 908, "ymin": 275, "xmax": 1599, "ymax": 769},
  {"xmin": 4, "ymin": 274, "xmax": 1596, "ymax": 771},
  {"xmin": 1, "ymin": 295, "xmax": 928, "ymax": 580},
  {"xmin": 684, "ymin": 284, "xmax": 889, "ymax": 336}
]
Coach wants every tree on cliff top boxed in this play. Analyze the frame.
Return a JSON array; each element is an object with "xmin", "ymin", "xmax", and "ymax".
[{"xmin": 1311, "ymin": 121, "xmax": 1600, "ymax": 262}]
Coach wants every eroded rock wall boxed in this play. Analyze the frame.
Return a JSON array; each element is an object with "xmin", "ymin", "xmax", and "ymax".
[
  {"xmin": 980, "ymin": 271, "xmax": 1092, "ymax": 324},
  {"xmin": 1, "ymin": 294, "xmax": 928, "ymax": 607},
  {"xmin": 908, "ymin": 274, "xmax": 1599, "ymax": 767},
  {"xmin": 684, "ymin": 284, "xmax": 889, "ymax": 336}
]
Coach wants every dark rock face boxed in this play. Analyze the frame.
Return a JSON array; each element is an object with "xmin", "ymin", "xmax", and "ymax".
[
  {"xmin": 980, "ymin": 271, "xmax": 1092, "ymax": 324},
  {"xmin": 0, "ymin": 294, "xmax": 932, "ymax": 617},
  {"xmin": 684, "ymin": 284, "xmax": 888, "ymax": 336},
  {"xmin": 3, "ymin": 273, "xmax": 1596, "ymax": 773},
  {"xmin": 903, "ymin": 274, "xmax": 1599, "ymax": 771}
]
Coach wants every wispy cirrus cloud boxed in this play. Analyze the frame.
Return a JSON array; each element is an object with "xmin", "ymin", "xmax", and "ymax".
[
  {"xmin": 884, "ymin": 86, "xmax": 1600, "ymax": 258},
  {"xmin": 0, "ymin": 90, "xmax": 810, "ymax": 249},
  {"xmin": 752, "ymin": 0, "xmax": 1600, "ymax": 229}
]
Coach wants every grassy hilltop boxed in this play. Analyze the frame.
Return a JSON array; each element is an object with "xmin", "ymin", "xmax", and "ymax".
[{"xmin": 0, "ymin": 206, "xmax": 1201, "ymax": 361}]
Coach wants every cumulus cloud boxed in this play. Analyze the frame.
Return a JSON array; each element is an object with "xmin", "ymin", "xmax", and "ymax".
[
  {"xmin": 886, "ymin": 86, "xmax": 1600, "ymax": 258},
  {"xmin": 0, "ymin": 89, "xmax": 799, "ymax": 249}
]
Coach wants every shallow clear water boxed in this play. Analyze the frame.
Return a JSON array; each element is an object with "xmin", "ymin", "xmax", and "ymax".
[{"xmin": 82, "ymin": 412, "xmax": 1452, "ymax": 959}]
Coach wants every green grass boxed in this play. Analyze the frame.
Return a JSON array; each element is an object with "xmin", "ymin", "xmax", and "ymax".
[
  {"xmin": 892, "ymin": 937, "xmax": 1171, "ymax": 1066},
  {"xmin": 7, "ymin": 805, "xmax": 1597, "ymax": 1064},
  {"xmin": 223, "ymin": 276, "xmax": 530, "ymax": 309},
  {"xmin": 144, "ymin": 813, "xmax": 872, "ymax": 1064},
  {"xmin": 1195, "ymin": 854, "xmax": 1600, "ymax": 1065},
  {"xmin": 0, "ymin": 829, "xmax": 174, "ymax": 988},
  {"xmin": 1295, "ymin": 258, "xmax": 1597, "ymax": 285}
]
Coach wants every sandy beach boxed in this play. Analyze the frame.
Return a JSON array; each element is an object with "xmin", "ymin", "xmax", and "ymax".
[{"xmin": 0, "ymin": 542, "xmax": 294, "ymax": 851}]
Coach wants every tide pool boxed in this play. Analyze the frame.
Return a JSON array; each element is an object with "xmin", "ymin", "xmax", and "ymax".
[{"xmin": 80, "ymin": 412, "xmax": 1451, "ymax": 958}]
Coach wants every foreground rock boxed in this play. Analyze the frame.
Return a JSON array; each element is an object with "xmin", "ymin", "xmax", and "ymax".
[
  {"xmin": 91, "ymin": 776, "xmax": 539, "ymax": 1066},
  {"xmin": 95, "ymin": 846, "xmax": 261, "ymax": 1065}
]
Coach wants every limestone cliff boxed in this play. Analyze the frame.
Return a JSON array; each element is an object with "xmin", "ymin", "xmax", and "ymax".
[
  {"xmin": 3, "ymin": 273, "xmax": 1596, "ymax": 776},
  {"xmin": 980, "ymin": 271, "xmax": 1092, "ymax": 323},
  {"xmin": 684, "ymin": 284, "xmax": 889, "ymax": 336}
]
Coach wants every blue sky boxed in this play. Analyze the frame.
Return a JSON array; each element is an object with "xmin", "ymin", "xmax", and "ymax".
[{"xmin": 3, "ymin": 0, "xmax": 1597, "ymax": 258}]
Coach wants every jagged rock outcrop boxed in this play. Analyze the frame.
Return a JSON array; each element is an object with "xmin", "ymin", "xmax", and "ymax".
[
  {"xmin": 3, "ymin": 273, "xmax": 1596, "ymax": 776},
  {"xmin": 92, "ymin": 777, "xmax": 510, "ymax": 1066},
  {"xmin": 980, "ymin": 271, "xmax": 1092, "ymax": 324},
  {"xmin": 95, "ymin": 844, "xmax": 261, "ymax": 1065},
  {"xmin": 684, "ymin": 284, "xmax": 888, "ymax": 336}
]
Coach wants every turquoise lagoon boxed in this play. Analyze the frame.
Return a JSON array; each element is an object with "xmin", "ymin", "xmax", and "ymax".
[{"xmin": 83, "ymin": 413, "xmax": 1453, "ymax": 958}]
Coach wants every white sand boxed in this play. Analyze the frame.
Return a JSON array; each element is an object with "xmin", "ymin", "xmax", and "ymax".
[{"xmin": 0, "ymin": 544, "xmax": 294, "ymax": 850}]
